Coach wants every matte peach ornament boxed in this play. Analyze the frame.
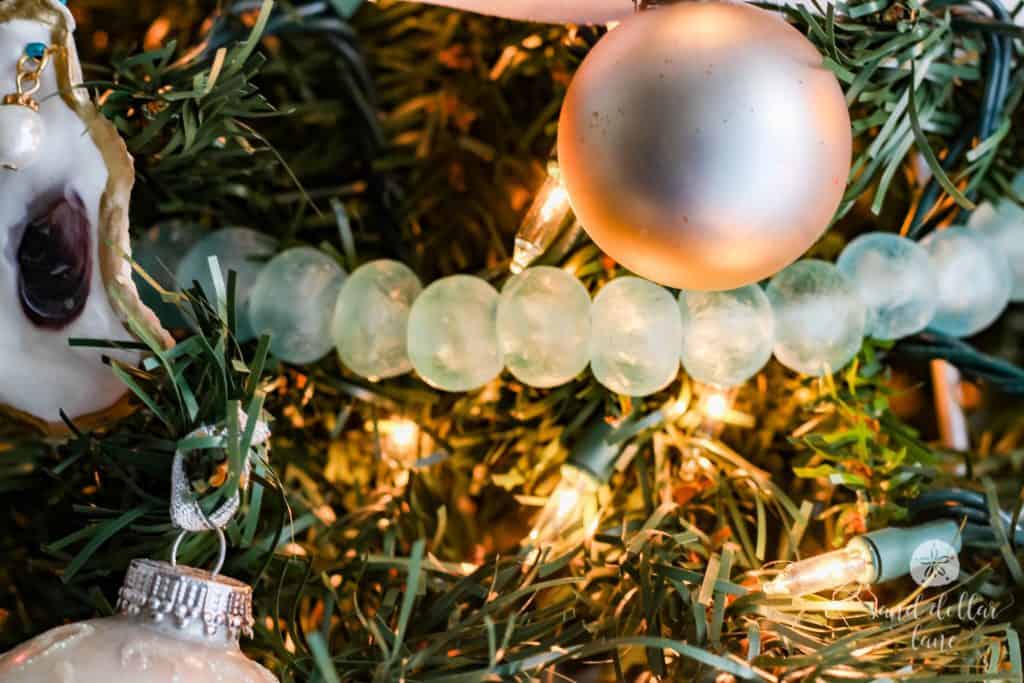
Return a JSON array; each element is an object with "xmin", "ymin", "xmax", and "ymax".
[{"xmin": 558, "ymin": 1, "xmax": 852, "ymax": 291}]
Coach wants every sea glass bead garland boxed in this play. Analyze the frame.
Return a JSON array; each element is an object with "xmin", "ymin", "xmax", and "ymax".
[{"xmin": 181, "ymin": 228, "xmax": 1015, "ymax": 394}]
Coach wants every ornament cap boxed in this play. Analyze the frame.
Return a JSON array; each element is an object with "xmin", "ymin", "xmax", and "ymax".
[{"xmin": 116, "ymin": 558, "xmax": 255, "ymax": 644}]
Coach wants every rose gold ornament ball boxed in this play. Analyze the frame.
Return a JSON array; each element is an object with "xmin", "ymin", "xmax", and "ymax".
[{"xmin": 557, "ymin": 1, "xmax": 851, "ymax": 291}]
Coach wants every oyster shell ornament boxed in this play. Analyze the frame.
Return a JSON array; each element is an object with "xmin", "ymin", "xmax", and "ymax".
[{"xmin": 0, "ymin": 0, "xmax": 171, "ymax": 431}]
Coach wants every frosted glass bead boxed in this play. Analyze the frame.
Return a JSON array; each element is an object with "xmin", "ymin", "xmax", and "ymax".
[
  {"xmin": 678, "ymin": 285, "xmax": 774, "ymax": 387},
  {"xmin": 0, "ymin": 104, "xmax": 43, "ymax": 171},
  {"xmin": 248, "ymin": 247, "xmax": 346, "ymax": 364},
  {"xmin": 332, "ymin": 260, "xmax": 423, "ymax": 380},
  {"xmin": 407, "ymin": 275, "xmax": 503, "ymax": 392},
  {"xmin": 131, "ymin": 221, "xmax": 203, "ymax": 328},
  {"xmin": 590, "ymin": 277, "xmax": 681, "ymax": 396},
  {"xmin": 921, "ymin": 227, "xmax": 1012, "ymax": 337},
  {"xmin": 969, "ymin": 201, "xmax": 1024, "ymax": 302},
  {"xmin": 766, "ymin": 260, "xmax": 866, "ymax": 376},
  {"xmin": 176, "ymin": 227, "xmax": 278, "ymax": 341},
  {"xmin": 497, "ymin": 266, "xmax": 591, "ymax": 388},
  {"xmin": 836, "ymin": 232, "xmax": 937, "ymax": 340}
]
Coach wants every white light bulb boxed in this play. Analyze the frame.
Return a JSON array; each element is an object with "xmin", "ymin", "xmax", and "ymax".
[
  {"xmin": 512, "ymin": 174, "xmax": 572, "ymax": 274},
  {"xmin": 372, "ymin": 418, "xmax": 427, "ymax": 467},
  {"xmin": 388, "ymin": 420, "xmax": 418, "ymax": 450},
  {"xmin": 764, "ymin": 521, "xmax": 963, "ymax": 596},
  {"xmin": 764, "ymin": 543, "xmax": 875, "ymax": 596},
  {"xmin": 701, "ymin": 392, "xmax": 730, "ymax": 421},
  {"xmin": 526, "ymin": 466, "xmax": 600, "ymax": 549},
  {"xmin": 540, "ymin": 185, "xmax": 569, "ymax": 223}
]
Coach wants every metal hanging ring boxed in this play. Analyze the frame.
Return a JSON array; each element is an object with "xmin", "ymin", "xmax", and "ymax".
[
  {"xmin": 170, "ymin": 526, "xmax": 227, "ymax": 577},
  {"xmin": 168, "ymin": 408, "xmax": 270, "ymax": 577},
  {"xmin": 169, "ymin": 408, "xmax": 271, "ymax": 533},
  {"xmin": 15, "ymin": 51, "xmax": 50, "ymax": 98}
]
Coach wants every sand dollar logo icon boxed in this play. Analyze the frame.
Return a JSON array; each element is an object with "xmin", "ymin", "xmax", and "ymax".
[{"xmin": 910, "ymin": 539, "xmax": 960, "ymax": 587}]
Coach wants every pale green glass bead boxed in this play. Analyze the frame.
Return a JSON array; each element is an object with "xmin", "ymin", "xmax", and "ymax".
[
  {"xmin": 921, "ymin": 226, "xmax": 1012, "ymax": 338},
  {"xmin": 497, "ymin": 266, "xmax": 591, "ymax": 388},
  {"xmin": 332, "ymin": 260, "xmax": 423, "ymax": 380},
  {"xmin": 407, "ymin": 275, "xmax": 503, "ymax": 392},
  {"xmin": 969, "ymin": 201, "xmax": 1024, "ymax": 303},
  {"xmin": 837, "ymin": 232, "xmax": 937, "ymax": 340},
  {"xmin": 132, "ymin": 221, "xmax": 203, "ymax": 328},
  {"xmin": 175, "ymin": 227, "xmax": 278, "ymax": 341},
  {"xmin": 590, "ymin": 277, "xmax": 681, "ymax": 396},
  {"xmin": 678, "ymin": 285, "xmax": 774, "ymax": 387},
  {"xmin": 766, "ymin": 260, "xmax": 866, "ymax": 376},
  {"xmin": 248, "ymin": 247, "xmax": 346, "ymax": 364}
]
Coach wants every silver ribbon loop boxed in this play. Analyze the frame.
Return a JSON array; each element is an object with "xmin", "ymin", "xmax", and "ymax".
[{"xmin": 170, "ymin": 408, "xmax": 271, "ymax": 533}]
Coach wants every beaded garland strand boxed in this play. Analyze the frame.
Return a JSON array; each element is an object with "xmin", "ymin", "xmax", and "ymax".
[{"xmin": 160, "ymin": 225, "xmax": 1017, "ymax": 395}]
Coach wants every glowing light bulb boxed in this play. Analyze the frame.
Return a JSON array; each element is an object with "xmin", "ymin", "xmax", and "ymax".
[
  {"xmin": 763, "ymin": 521, "xmax": 963, "ymax": 596},
  {"xmin": 694, "ymin": 385, "xmax": 746, "ymax": 434},
  {"xmin": 540, "ymin": 185, "xmax": 569, "ymax": 223},
  {"xmin": 701, "ymin": 392, "xmax": 730, "ymax": 421},
  {"xmin": 388, "ymin": 420, "xmax": 418, "ymax": 450},
  {"xmin": 511, "ymin": 172, "xmax": 572, "ymax": 274},
  {"xmin": 526, "ymin": 465, "xmax": 601, "ymax": 549},
  {"xmin": 371, "ymin": 418, "xmax": 428, "ymax": 467},
  {"xmin": 764, "ymin": 543, "xmax": 875, "ymax": 596}
]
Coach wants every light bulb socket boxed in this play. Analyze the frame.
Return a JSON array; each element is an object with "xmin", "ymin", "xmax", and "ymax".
[
  {"xmin": 567, "ymin": 415, "xmax": 632, "ymax": 483},
  {"xmin": 860, "ymin": 519, "xmax": 962, "ymax": 584}
]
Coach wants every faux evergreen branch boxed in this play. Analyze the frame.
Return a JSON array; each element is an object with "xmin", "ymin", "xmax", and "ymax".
[
  {"xmin": 86, "ymin": 0, "xmax": 279, "ymax": 226},
  {"xmin": 777, "ymin": 0, "xmax": 1021, "ymax": 232},
  {"xmin": 1, "ymin": 1, "xmax": 1023, "ymax": 681}
]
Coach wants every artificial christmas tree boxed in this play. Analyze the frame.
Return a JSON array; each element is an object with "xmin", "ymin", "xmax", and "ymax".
[{"xmin": 2, "ymin": 0, "xmax": 1024, "ymax": 681}]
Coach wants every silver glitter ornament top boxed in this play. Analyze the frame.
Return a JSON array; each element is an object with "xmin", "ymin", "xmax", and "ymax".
[{"xmin": 116, "ymin": 559, "xmax": 255, "ymax": 644}]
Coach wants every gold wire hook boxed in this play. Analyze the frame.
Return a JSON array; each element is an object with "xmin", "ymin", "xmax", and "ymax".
[{"xmin": 4, "ymin": 47, "xmax": 56, "ymax": 112}]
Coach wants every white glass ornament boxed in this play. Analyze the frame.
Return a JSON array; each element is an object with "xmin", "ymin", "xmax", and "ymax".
[
  {"xmin": 0, "ymin": 559, "xmax": 277, "ymax": 682},
  {"xmin": 677, "ymin": 285, "xmax": 774, "ymax": 387},
  {"xmin": 132, "ymin": 221, "xmax": 204, "ymax": 328},
  {"xmin": 590, "ymin": 277, "xmax": 681, "ymax": 396},
  {"xmin": 0, "ymin": 104, "xmax": 43, "ymax": 171},
  {"xmin": 248, "ymin": 247, "xmax": 346, "ymax": 365},
  {"xmin": 766, "ymin": 260, "xmax": 866, "ymax": 376},
  {"xmin": 176, "ymin": 227, "xmax": 278, "ymax": 341},
  {"xmin": 497, "ymin": 266, "xmax": 591, "ymax": 388},
  {"xmin": 332, "ymin": 259, "xmax": 423, "ymax": 380},
  {"xmin": 407, "ymin": 275, "xmax": 503, "ymax": 392},
  {"xmin": 558, "ymin": 1, "xmax": 851, "ymax": 291},
  {"xmin": 836, "ymin": 232, "xmax": 937, "ymax": 340},
  {"xmin": 968, "ymin": 201, "xmax": 1024, "ymax": 302},
  {"xmin": 921, "ymin": 227, "xmax": 1012, "ymax": 338}
]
